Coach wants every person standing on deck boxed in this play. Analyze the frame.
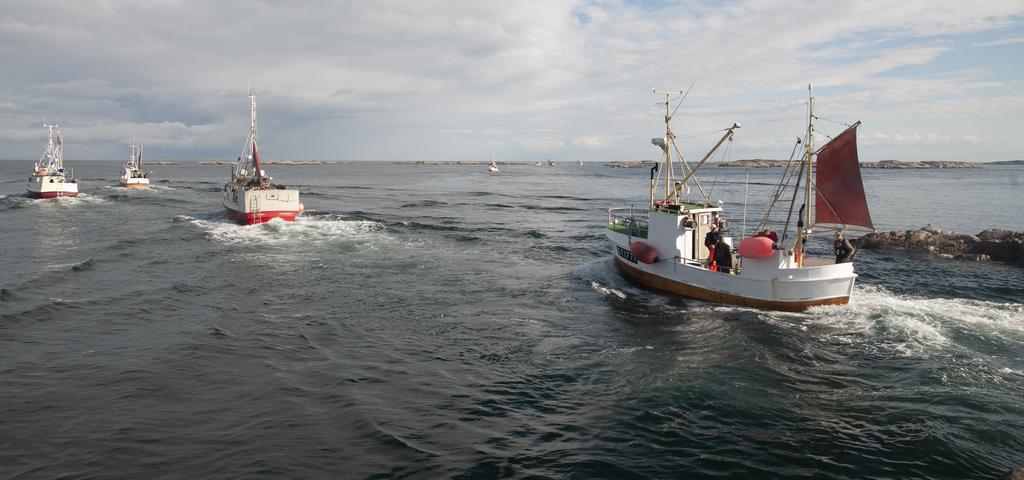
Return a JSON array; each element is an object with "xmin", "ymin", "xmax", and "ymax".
[
  {"xmin": 704, "ymin": 225, "xmax": 721, "ymax": 270},
  {"xmin": 834, "ymin": 231, "xmax": 855, "ymax": 263},
  {"xmin": 714, "ymin": 237, "xmax": 733, "ymax": 274}
]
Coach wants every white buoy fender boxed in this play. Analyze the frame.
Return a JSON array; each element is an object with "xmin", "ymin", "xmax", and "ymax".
[
  {"xmin": 738, "ymin": 236, "xmax": 774, "ymax": 259},
  {"xmin": 629, "ymin": 241, "xmax": 660, "ymax": 264}
]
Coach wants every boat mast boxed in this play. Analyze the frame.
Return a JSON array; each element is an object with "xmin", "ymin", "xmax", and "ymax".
[
  {"xmin": 654, "ymin": 88, "xmax": 677, "ymax": 202},
  {"xmin": 249, "ymin": 91, "xmax": 262, "ymax": 181},
  {"xmin": 40, "ymin": 122, "xmax": 62, "ymax": 173},
  {"xmin": 797, "ymin": 84, "xmax": 815, "ymax": 266},
  {"xmin": 129, "ymin": 139, "xmax": 137, "ymax": 169}
]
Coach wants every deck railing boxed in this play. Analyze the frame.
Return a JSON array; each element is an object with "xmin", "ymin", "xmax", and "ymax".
[{"xmin": 607, "ymin": 208, "xmax": 649, "ymax": 238}]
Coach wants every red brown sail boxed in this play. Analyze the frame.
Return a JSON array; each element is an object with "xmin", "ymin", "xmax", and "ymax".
[{"xmin": 815, "ymin": 123, "xmax": 874, "ymax": 230}]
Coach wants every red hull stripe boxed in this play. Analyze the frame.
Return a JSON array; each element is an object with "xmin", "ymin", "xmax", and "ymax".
[
  {"xmin": 225, "ymin": 207, "xmax": 301, "ymax": 225},
  {"xmin": 27, "ymin": 190, "xmax": 79, "ymax": 199}
]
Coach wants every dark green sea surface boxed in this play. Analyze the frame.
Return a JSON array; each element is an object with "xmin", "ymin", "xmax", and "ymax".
[{"xmin": 1, "ymin": 161, "xmax": 1023, "ymax": 479}]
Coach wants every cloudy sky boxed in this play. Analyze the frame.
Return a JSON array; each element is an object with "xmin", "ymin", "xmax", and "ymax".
[{"xmin": 1, "ymin": 0, "xmax": 1022, "ymax": 162}]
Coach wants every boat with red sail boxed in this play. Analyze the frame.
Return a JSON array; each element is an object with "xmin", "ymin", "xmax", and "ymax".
[
  {"xmin": 606, "ymin": 85, "xmax": 874, "ymax": 311},
  {"xmin": 222, "ymin": 91, "xmax": 303, "ymax": 225}
]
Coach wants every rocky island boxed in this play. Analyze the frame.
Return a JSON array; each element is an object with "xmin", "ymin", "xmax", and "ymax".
[
  {"xmin": 859, "ymin": 160, "xmax": 976, "ymax": 168},
  {"xmin": 605, "ymin": 161, "xmax": 658, "ymax": 168},
  {"xmin": 716, "ymin": 159, "xmax": 791, "ymax": 168},
  {"xmin": 857, "ymin": 227, "xmax": 1024, "ymax": 264},
  {"xmin": 716, "ymin": 159, "xmax": 979, "ymax": 168}
]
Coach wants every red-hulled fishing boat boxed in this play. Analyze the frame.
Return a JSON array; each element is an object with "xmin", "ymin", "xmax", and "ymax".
[{"xmin": 222, "ymin": 91, "xmax": 303, "ymax": 225}]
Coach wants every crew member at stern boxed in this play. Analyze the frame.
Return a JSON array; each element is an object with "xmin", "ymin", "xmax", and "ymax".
[{"xmin": 834, "ymin": 231, "xmax": 855, "ymax": 263}]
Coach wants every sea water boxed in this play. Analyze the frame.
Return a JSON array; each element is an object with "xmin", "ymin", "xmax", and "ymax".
[{"xmin": 1, "ymin": 161, "xmax": 1022, "ymax": 478}]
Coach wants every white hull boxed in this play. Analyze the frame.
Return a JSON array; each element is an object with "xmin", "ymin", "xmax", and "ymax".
[
  {"xmin": 119, "ymin": 175, "xmax": 150, "ymax": 187},
  {"xmin": 607, "ymin": 208, "xmax": 855, "ymax": 311},
  {"xmin": 27, "ymin": 174, "xmax": 78, "ymax": 198},
  {"xmin": 222, "ymin": 183, "xmax": 303, "ymax": 224}
]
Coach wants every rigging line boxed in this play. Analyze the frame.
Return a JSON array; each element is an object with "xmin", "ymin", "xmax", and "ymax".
[
  {"xmin": 812, "ymin": 115, "xmax": 852, "ymax": 128},
  {"xmin": 678, "ymin": 129, "xmax": 726, "ymax": 139},
  {"xmin": 758, "ymin": 137, "xmax": 803, "ymax": 231},
  {"xmin": 706, "ymin": 136, "xmax": 733, "ymax": 200},
  {"xmin": 672, "ymin": 139, "xmax": 708, "ymax": 203},
  {"xmin": 780, "ymin": 151, "xmax": 808, "ymax": 246},
  {"xmin": 670, "ymin": 80, "xmax": 697, "ymax": 118}
]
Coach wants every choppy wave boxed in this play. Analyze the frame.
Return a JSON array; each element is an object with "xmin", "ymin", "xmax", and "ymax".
[
  {"xmin": 771, "ymin": 284, "xmax": 1024, "ymax": 356},
  {"xmin": 176, "ymin": 213, "xmax": 387, "ymax": 246}
]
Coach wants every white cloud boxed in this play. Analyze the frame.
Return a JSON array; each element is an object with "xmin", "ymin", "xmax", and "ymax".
[
  {"xmin": 0, "ymin": 0, "xmax": 1022, "ymax": 161},
  {"xmin": 573, "ymin": 136, "xmax": 604, "ymax": 148},
  {"xmin": 974, "ymin": 36, "xmax": 1024, "ymax": 47}
]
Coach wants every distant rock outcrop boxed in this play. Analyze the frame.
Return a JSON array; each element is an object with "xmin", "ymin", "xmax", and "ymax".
[
  {"xmin": 860, "ymin": 160, "xmax": 977, "ymax": 169},
  {"xmin": 199, "ymin": 160, "xmax": 342, "ymax": 165},
  {"xmin": 717, "ymin": 159, "xmax": 790, "ymax": 168},
  {"xmin": 606, "ymin": 161, "xmax": 658, "ymax": 168},
  {"xmin": 857, "ymin": 226, "xmax": 1024, "ymax": 264},
  {"xmin": 987, "ymin": 160, "xmax": 1024, "ymax": 165},
  {"xmin": 716, "ymin": 159, "xmax": 980, "ymax": 168}
]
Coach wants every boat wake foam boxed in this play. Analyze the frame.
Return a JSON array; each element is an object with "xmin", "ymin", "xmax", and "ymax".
[
  {"xmin": 177, "ymin": 213, "xmax": 387, "ymax": 246},
  {"xmin": 767, "ymin": 284, "xmax": 1024, "ymax": 357},
  {"xmin": 590, "ymin": 281, "xmax": 627, "ymax": 300},
  {"xmin": 1, "ymin": 192, "xmax": 106, "ymax": 207}
]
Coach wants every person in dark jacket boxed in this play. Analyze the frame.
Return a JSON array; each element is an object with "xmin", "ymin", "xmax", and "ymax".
[
  {"xmin": 834, "ymin": 231, "xmax": 855, "ymax": 263},
  {"xmin": 704, "ymin": 225, "xmax": 721, "ymax": 269},
  {"xmin": 714, "ymin": 238, "xmax": 733, "ymax": 273}
]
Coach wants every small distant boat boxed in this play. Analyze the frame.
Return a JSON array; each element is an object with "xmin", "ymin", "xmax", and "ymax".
[
  {"xmin": 577, "ymin": 159, "xmax": 583, "ymax": 167},
  {"xmin": 27, "ymin": 123, "xmax": 78, "ymax": 199},
  {"xmin": 487, "ymin": 159, "xmax": 500, "ymax": 173},
  {"xmin": 534, "ymin": 161, "xmax": 542, "ymax": 166},
  {"xmin": 547, "ymin": 158, "xmax": 556, "ymax": 166},
  {"xmin": 119, "ymin": 141, "xmax": 150, "ymax": 187},
  {"xmin": 606, "ymin": 85, "xmax": 873, "ymax": 312},
  {"xmin": 222, "ymin": 91, "xmax": 303, "ymax": 225}
]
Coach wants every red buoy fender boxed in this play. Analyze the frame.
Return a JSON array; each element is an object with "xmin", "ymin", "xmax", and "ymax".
[
  {"xmin": 629, "ymin": 241, "xmax": 660, "ymax": 264},
  {"xmin": 738, "ymin": 236, "xmax": 774, "ymax": 259}
]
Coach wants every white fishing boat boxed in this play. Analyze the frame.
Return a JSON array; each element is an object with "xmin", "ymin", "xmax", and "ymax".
[
  {"xmin": 547, "ymin": 158, "xmax": 556, "ymax": 166},
  {"xmin": 26, "ymin": 123, "xmax": 78, "ymax": 199},
  {"xmin": 577, "ymin": 159, "xmax": 583, "ymax": 167},
  {"xmin": 534, "ymin": 161, "xmax": 542, "ymax": 166},
  {"xmin": 606, "ymin": 86, "xmax": 873, "ymax": 312},
  {"xmin": 119, "ymin": 141, "xmax": 150, "ymax": 187},
  {"xmin": 487, "ymin": 159, "xmax": 500, "ymax": 173},
  {"xmin": 222, "ymin": 91, "xmax": 303, "ymax": 225}
]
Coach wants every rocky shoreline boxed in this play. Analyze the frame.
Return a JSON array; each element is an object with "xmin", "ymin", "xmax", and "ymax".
[{"xmin": 857, "ymin": 227, "xmax": 1024, "ymax": 264}]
